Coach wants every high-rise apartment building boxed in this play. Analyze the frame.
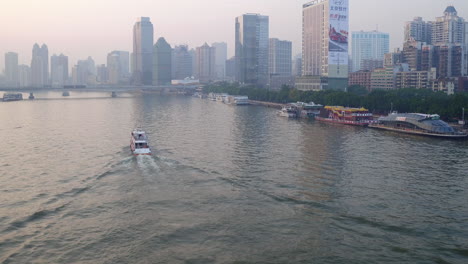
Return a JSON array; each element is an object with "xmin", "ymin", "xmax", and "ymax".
[
  {"xmin": 298, "ymin": 0, "xmax": 349, "ymax": 91},
  {"xmin": 72, "ymin": 57, "xmax": 96, "ymax": 86},
  {"xmin": 225, "ymin": 57, "xmax": 236, "ymax": 80},
  {"xmin": 351, "ymin": 31, "xmax": 389, "ymax": 72},
  {"xmin": 212, "ymin": 42, "xmax": 227, "ymax": 80},
  {"xmin": 96, "ymin": 64, "xmax": 108, "ymax": 84},
  {"xmin": 404, "ymin": 17, "xmax": 432, "ymax": 43},
  {"xmin": 132, "ymin": 17, "xmax": 154, "ymax": 85},
  {"xmin": 107, "ymin": 51, "xmax": 130, "ymax": 85},
  {"xmin": 195, "ymin": 43, "xmax": 216, "ymax": 83},
  {"xmin": 18, "ymin": 65, "xmax": 31, "ymax": 88},
  {"xmin": 431, "ymin": 6, "xmax": 467, "ymax": 45},
  {"xmin": 235, "ymin": 13, "xmax": 269, "ymax": 88},
  {"xmin": 172, "ymin": 45, "xmax": 193, "ymax": 80},
  {"xmin": 153, "ymin": 37, "xmax": 172, "ymax": 85},
  {"xmin": 51, "ymin": 54, "xmax": 68, "ymax": 87},
  {"xmin": 31, "ymin": 43, "xmax": 48, "ymax": 87},
  {"xmin": 4, "ymin": 52, "xmax": 19, "ymax": 86}
]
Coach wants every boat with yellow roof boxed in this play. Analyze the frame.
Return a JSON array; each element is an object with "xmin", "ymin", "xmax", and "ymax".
[{"xmin": 316, "ymin": 106, "xmax": 376, "ymax": 126}]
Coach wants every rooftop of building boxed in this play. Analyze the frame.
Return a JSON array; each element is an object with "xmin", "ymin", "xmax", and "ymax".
[{"xmin": 444, "ymin": 6, "xmax": 457, "ymax": 15}]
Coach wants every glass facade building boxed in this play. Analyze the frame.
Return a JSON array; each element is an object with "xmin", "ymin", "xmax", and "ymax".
[{"xmin": 351, "ymin": 31, "xmax": 389, "ymax": 72}]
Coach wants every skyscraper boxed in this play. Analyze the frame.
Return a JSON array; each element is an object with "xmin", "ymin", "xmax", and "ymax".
[
  {"xmin": 297, "ymin": 0, "xmax": 349, "ymax": 91},
  {"xmin": 31, "ymin": 43, "xmax": 48, "ymax": 87},
  {"xmin": 18, "ymin": 65, "xmax": 31, "ymax": 88},
  {"xmin": 153, "ymin": 37, "xmax": 172, "ymax": 85},
  {"xmin": 431, "ymin": 6, "xmax": 467, "ymax": 45},
  {"xmin": 269, "ymin": 38, "xmax": 292, "ymax": 76},
  {"xmin": 351, "ymin": 31, "xmax": 390, "ymax": 72},
  {"xmin": 133, "ymin": 17, "xmax": 154, "ymax": 85},
  {"xmin": 4, "ymin": 52, "xmax": 19, "ymax": 87},
  {"xmin": 405, "ymin": 17, "xmax": 432, "ymax": 44},
  {"xmin": 195, "ymin": 43, "xmax": 216, "ymax": 83},
  {"xmin": 172, "ymin": 45, "xmax": 193, "ymax": 80},
  {"xmin": 235, "ymin": 13, "xmax": 269, "ymax": 88},
  {"xmin": 212, "ymin": 42, "xmax": 227, "ymax": 80},
  {"xmin": 51, "ymin": 54, "xmax": 69, "ymax": 87},
  {"xmin": 107, "ymin": 51, "xmax": 130, "ymax": 85}
]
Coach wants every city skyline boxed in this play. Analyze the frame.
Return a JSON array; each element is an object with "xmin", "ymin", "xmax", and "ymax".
[{"xmin": 1, "ymin": 0, "xmax": 467, "ymax": 73}]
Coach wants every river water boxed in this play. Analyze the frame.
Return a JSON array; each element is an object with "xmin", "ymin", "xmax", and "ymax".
[{"xmin": 0, "ymin": 91, "xmax": 467, "ymax": 264}]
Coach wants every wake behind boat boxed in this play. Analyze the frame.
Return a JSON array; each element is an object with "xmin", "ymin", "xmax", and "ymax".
[{"xmin": 130, "ymin": 129, "xmax": 152, "ymax": 155}]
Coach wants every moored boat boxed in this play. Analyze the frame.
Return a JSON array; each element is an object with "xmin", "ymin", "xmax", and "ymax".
[
  {"xmin": 278, "ymin": 106, "xmax": 297, "ymax": 118},
  {"xmin": 316, "ymin": 106, "xmax": 375, "ymax": 126},
  {"xmin": 291, "ymin": 102, "xmax": 323, "ymax": 119},
  {"xmin": 369, "ymin": 112, "xmax": 468, "ymax": 139},
  {"xmin": 2, "ymin": 93, "xmax": 23, "ymax": 102},
  {"xmin": 130, "ymin": 129, "xmax": 152, "ymax": 155}
]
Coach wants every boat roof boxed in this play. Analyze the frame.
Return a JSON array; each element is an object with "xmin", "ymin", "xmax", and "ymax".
[{"xmin": 325, "ymin": 106, "xmax": 369, "ymax": 112}]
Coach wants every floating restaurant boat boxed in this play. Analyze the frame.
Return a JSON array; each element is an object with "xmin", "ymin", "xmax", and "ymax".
[
  {"xmin": 290, "ymin": 102, "xmax": 323, "ymax": 119},
  {"xmin": 278, "ymin": 106, "xmax": 297, "ymax": 118},
  {"xmin": 226, "ymin": 95, "xmax": 250, "ymax": 105},
  {"xmin": 130, "ymin": 129, "xmax": 152, "ymax": 155},
  {"xmin": 2, "ymin": 93, "xmax": 23, "ymax": 102},
  {"xmin": 316, "ymin": 106, "xmax": 375, "ymax": 126},
  {"xmin": 369, "ymin": 112, "xmax": 468, "ymax": 139}
]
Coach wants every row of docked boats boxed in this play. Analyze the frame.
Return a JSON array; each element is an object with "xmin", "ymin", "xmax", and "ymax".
[
  {"xmin": 206, "ymin": 93, "xmax": 250, "ymax": 106},
  {"xmin": 278, "ymin": 103, "xmax": 467, "ymax": 139},
  {"xmin": 278, "ymin": 102, "xmax": 323, "ymax": 119}
]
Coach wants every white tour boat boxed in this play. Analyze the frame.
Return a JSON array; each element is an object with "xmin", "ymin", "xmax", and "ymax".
[
  {"xmin": 130, "ymin": 129, "xmax": 152, "ymax": 155},
  {"xmin": 278, "ymin": 106, "xmax": 297, "ymax": 118}
]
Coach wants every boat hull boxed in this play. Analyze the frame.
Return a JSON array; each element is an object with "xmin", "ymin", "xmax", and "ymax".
[
  {"xmin": 369, "ymin": 124, "xmax": 468, "ymax": 139},
  {"xmin": 316, "ymin": 117, "xmax": 370, "ymax": 126}
]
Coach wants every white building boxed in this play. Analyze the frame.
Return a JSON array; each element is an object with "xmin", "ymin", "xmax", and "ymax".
[
  {"xmin": 298, "ymin": 0, "xmax": 349, "ymax": 91},
  {"xmin": 4, "ymin": 52, "xmax": 18, "ymax": 87},
  {"xmin": 351, "ymin": 31, "xmax": 390, "ymax": 72},
  {"xmin": 212, "ymin": 42, "xmax": 227, "ymax": 80},
  {"xmin": 51, "ymin": 54, "xmax": 68, "ymax": 87}
]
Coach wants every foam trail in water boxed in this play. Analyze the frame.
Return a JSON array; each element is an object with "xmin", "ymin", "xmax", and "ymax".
[{"xmin": 137, "ymin": 155, "xmax": 160, "ymax": 174}]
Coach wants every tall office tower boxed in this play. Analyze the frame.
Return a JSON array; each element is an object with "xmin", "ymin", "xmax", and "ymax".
[
  {"xmin": 31, "ymin": 43, "xmax": 48, "ymax": 87},
  {"xmin": 51, "ymin": 54, "xmax": 69, "ymax": 87},
  {"xmin": 132, "ymin": 17, "xmax": 154, "ymax": 85},
  {"xmin": 107, "ymin": 52, "xmax": 120, "ymax": 85},
  {"xmin": 269, "ymin": 38, "xmax": 292, "ymax": 76},
  {"xmin": 195, "ymin": 43, "xmax": 216, "ymax": 83},
  {"xmin": 189, "ymin": 48, "xmax": 197, "ymax": 77},
  {"xmin": 404, "ymin": 17, "xmax": 432, "ymax": 43},
  {"xmin": 269, "ymin": 38, "xmax": 293, "ymax": 89},
  {"xmin": 351, "ymin": 31, "xmax": 389, "ymax": 72},
  {"xmin": 153, "ymin": 37, "xmax": 172, "ymax": 85},
  {"xmin": 107, "ymin": 51, "xmax": 130, "ymax": 85},
  {"xmin": 431, "ymin": 6, "xmax": 467, "ymax": 45},
  {"xmin": 172, "ymin": 45, "xmax": 193, "ymax": 80},
  {"xmin": 18, "ymin": 65, "xmax": 31, "ymax": 88},
  {"xmin": 4, "ymin": 52, "xmax": 19, "ymax": 86},
  {"xmin": 297, "ymin": 0, "xmax": 349, "ymax": 91},
  {"xmin": 95, "ymin": 65, "xmax": 108, "ymax": 84},
  {"xmin": 293, "ymin": 54, "xmax": 303, "ymax": 76},
  {"xmin": 225, "ymin": 57, "xmax": 236, "ymax": 80},
  {"xmin": 73, "ymin": 57, "xmax": 96, "ymax": 85},
  {"xmin": 235, "ymin": 13, "xmax": 269, "ymax": 88},
  {"xmin": 212, "ymin": 42, "xmax": 227, "ymax": 80}
]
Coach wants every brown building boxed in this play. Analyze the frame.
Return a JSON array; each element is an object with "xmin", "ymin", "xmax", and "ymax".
[
  {"xmin": 395, "ymin": 69, "xmax": 436, "ymax": 89},
  {"xmin": 349, "ymin": 71, "xmax": 371, "ymax": 90}
]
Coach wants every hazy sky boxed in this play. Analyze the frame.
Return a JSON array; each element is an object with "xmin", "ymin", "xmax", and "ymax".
[{"xmin": 1, "ymin": 0, "xmax": 467, "ymax": 72}]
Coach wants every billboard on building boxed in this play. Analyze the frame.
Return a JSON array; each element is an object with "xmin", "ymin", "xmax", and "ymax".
[{"xmin": 328, "ymin": 0, "xmax": 349, "ymax": 68}]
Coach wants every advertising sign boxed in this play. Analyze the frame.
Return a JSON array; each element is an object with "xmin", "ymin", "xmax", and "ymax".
[{"xmin": 329, "ymin": 0, "xmax": 349, "ymax": 66}]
